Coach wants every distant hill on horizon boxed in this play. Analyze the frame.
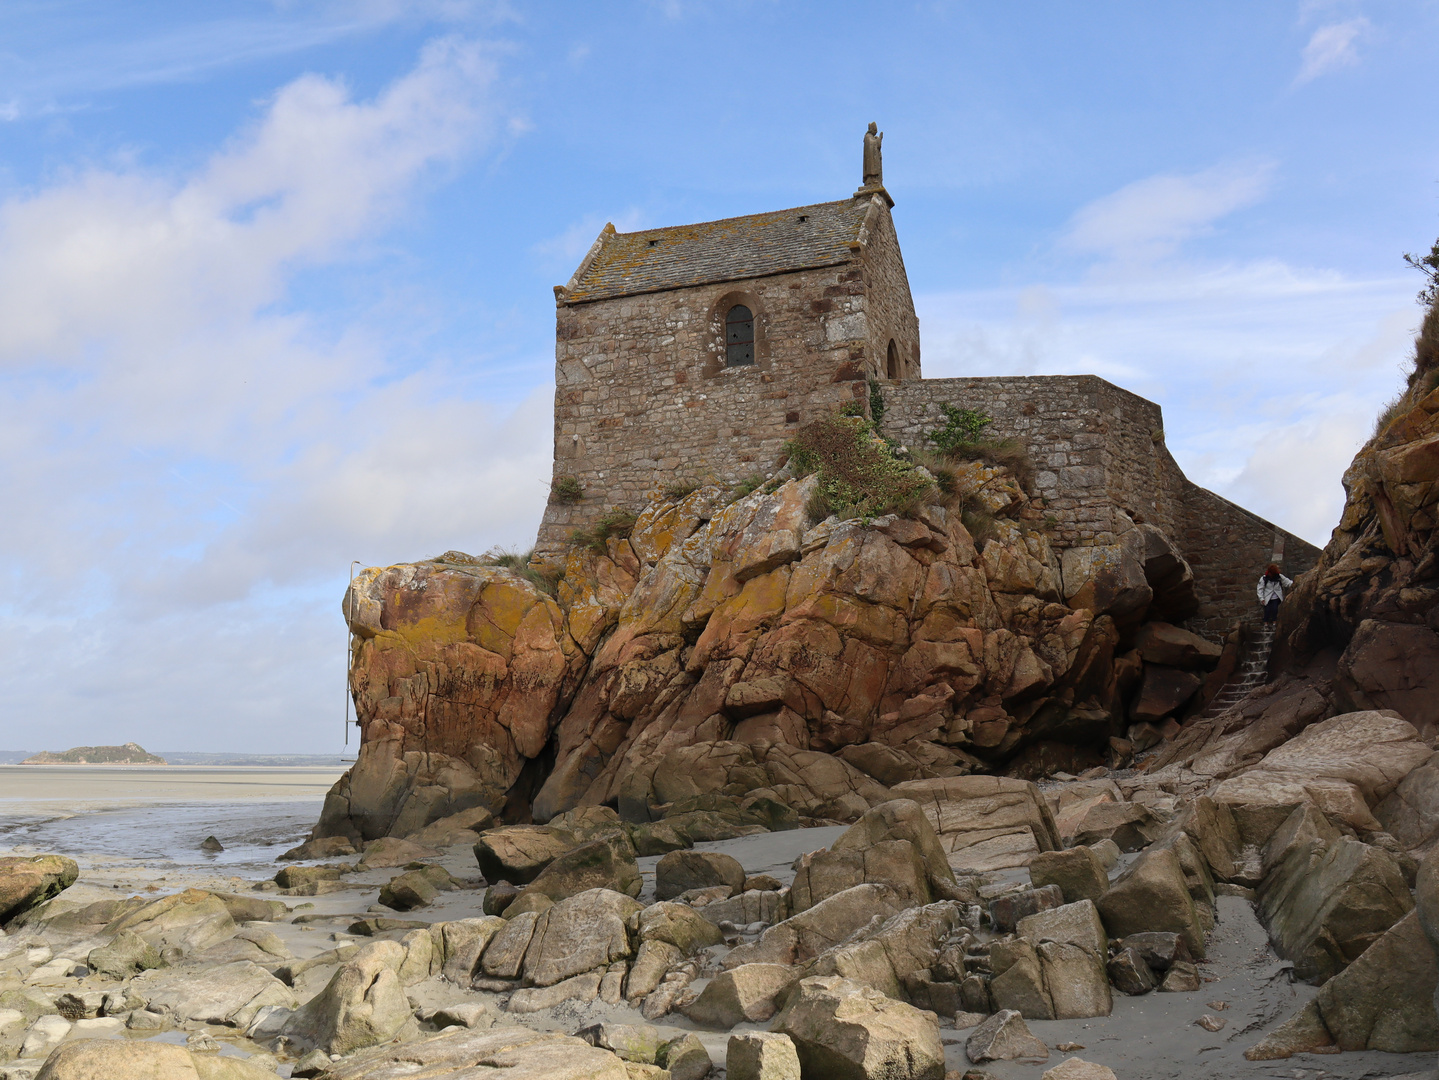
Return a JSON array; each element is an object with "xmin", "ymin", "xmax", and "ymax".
[
  {"xmin": 154, "ymin": 752, "xmax": 351, "ymax": 767},
  {"xmin": 21, "ymin": 742, "xmax": 166, "ymax": 765}
]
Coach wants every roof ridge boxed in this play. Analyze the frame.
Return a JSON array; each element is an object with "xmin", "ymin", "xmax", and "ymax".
[{"xmin": 609, "ymin": 196, "xmax": 865, "ymax": 239}]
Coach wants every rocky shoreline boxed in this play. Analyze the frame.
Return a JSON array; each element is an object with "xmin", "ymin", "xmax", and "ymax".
[{"xmin": 2, "ymin": 705, "xmax": 1435, "ymax": 1079}]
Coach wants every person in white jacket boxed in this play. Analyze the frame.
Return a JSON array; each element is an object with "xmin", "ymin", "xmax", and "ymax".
[{"xmin": 1256, "ymin": 563, "xmax": 1293, "ymax": 624}]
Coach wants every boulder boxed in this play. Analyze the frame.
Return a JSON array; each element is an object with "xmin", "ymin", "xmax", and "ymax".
[
  {"xmin": 1107, "ymin": 947, "xmax": 1155, "ymax": 995},
  {"xmin": 989, "ymin": 939, "xmax": 1053, "ymax": 1020},
  {"xmin": 318, "ymin": 1026, "xmax": 630, "ymax": 1080},
  {"xmin": 522, "ymin": 888, "xmax": 644, "ymax": 987},
  {"xmin": 1069, "ymin": 801, "xmax": 1163, "ymax": 852},
  {"xmin": 1097, "ymin": 848, "xmax": 1206, "ymax": 959},
  {"xmin": 802, "ymin": 902, "xmax": 964, "ymax": 1002},
  {"xmin": 279, "ymin": 835, "xmax": 358, "ymax": 861},
  {"xmin": 429, "ymin": 1002, "xmax": 494, "ymax": 1029},
  {"xmin": 626, "ymin": 939, "xmax": 683, "ymax": 1003},
  {"xmin": 436, "ymin": 916, "xmax": 507, "ymax": 984},
  {"xmin": 1334, "ymin": 619, "xmax": 1439, "ymax": 740},
  {"xmin": 1158, "ymin": 961, "xmax": 1200, "ymax": 992},
  {"xmin": 1017, "ymin": 900, "xmax": 1107, "ymax": 956},
  {"xmin": 686, "ymin": 963, "xmax": 796, "ymax": 1028},
  {"xmin": 1257, "ymin": 836, "xmax": 1413, "ymax": 983},
  {"xmin": 1042, "ymin": 1060, "xmax": 1119, "ymax": 1080},
  {"xmin": 655, "ymin": 851, "xmax": 746, "ymax": 901},
  {"xmin": 890, "ymin": 776, "xmax": 1061, "ymax": 872},
  {"xmin": 281, "ymin": 940, "xmax": 416, "ymax": 1054},
  {"xmin": 1129, "ymin": 664, "xmax": 1202, "ymax": 722},
  {"xmin": 1212, "ymin": 711, "xmax": 1433, "ymax": 837},
  {"xmin": 474, "ymin": 825, "xmax": 578, "ymax": 885},
  {"xmin": 635, "ymin": 901, "xmax": 723, "ymax": 955},
  {"xmin": 826, "ymin": 799, "xmax": 961, "ymax": 898},
  {"xmin": 772, "ymin": 975, "xmax": 946, "ymax": 1080},
  {"xmin": 1377, "ymin": 754, "xmax": 1439, "ymax": 856},
  {"xmin": 1260, "ymin": 801, "xmax": 1340, "ymax": 878},
  {"xmin": 989, "ymin": 884, "xmax": 1063, "ymax": 933},
  {"xmin": 507, "ymin": 970, "xmax": 603, "ymax": 1013},
  {"xmin": 1118, "ymin": 932, "xmax": 1189, "ymax": 970},
  {"xmin": 659, "ymin": 1032, "xmax": 712, "ymax": 1080},
  {"xmin": 723, "ymin": 884, "xmax": 905, "ymax": 969},
  {"xmin": 694, "ymin": 889, "xmax": 786, "ymax": 928},
  {"xmin": 359, "ymin": 835, "xmax": 442, "ymax": 869},
  {"xmin": 1036, "ymin": 940, "xmax": 1111, "ymax": 1020},
  {"xmin": 517, "ymin": 840, "xmax": 642, "ymax": 905},
  {"xmin": 484, "ymin": 883, "xmax": 521, "ymax": 916},
  {"xmin": 1027, "ymin": 847, "xmax": 1110, "ymax": 904},
  {"xmin": 0, "ymin": 855, "xmax": 78, "ymax": 925},
  {"xmin": 727, "ymin": 1031, "xmax": 801, "ymax": 1080},
  {"xmin": 379, "ymin": 866, "xmax": 451, "ymax": 911},
  {"xmin": 1132, "ymin": 622, "xmax": 1222, "ymax": 670},
  {"xmin": 274, "ymin": 864, "xmax": 344, "ymax": 890},
  {"xmin": 407, "ymin": 805, "xmax": 497, "ymax": 848},
  {"xmin": 86, "ymin": 929, "xmax": 162, "ymax": 979},
  {"xmin": 965, "ymin": 1009, "xmax": 1049, "ymax": 1063},
  {"xmin": 34, "ymin": 1039, "xmax": 279, "ymax": 1080},
  {"xmin": 1310, "ymin": 909, "xmax": 1439, "ymax": 1051},
  {"xmin": 129, "ymin": 960, "xmax": 297, "ymax": 1029}
]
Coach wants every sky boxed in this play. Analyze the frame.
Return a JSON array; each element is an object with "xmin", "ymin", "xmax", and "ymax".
[{"xmin": 1, "ymin": 1, "xmax": 1435, "ymax": 754}]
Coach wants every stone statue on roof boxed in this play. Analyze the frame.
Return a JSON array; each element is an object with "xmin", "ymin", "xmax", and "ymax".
[{"xmin": 863, "ymin": 122, "xmax": 883, "ymax": 188}]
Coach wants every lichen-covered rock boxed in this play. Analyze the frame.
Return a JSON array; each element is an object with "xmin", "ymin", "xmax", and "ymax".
[
  {"xmin": 324, "ymin": 471, "xmax": 1157, "ymax": 837},
  {"xmin": 0, "ymin": 855, "xmax": 78, "ymax": 925}
]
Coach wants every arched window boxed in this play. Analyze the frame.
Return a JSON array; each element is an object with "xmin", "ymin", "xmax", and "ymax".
[
  {"xmin": 886, "ymin": 339, "xmax": 900, "ymax": 379},
  {"xmin": 725, "ymin": 305, "xmax": 755, "ymax": 366}
]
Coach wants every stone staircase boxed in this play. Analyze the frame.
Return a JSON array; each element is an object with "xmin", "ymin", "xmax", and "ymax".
[{"xmin": 1201, "ymin": 623, "xmax": 1276, "ymax": 718}]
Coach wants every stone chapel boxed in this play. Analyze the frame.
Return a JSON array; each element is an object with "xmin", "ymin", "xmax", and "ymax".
[{"xmin": 537, "ymin": 126, "xmax": 1319, "ymax": 639}]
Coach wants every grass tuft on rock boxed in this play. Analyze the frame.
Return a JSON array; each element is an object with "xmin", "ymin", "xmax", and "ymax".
[
  {"xmin": 924, "ymin": 402, "xmax": 1036, "ymax": 491},
  {"xmin": 784, "ymin": 414, "xmax": 935, "ymax": 521},
  {"xmin": 570, "ymin": 508, "xmax": 638, "ymax": 553}
]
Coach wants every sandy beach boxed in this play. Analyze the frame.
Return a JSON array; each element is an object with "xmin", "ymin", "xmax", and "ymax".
[{"xmin": 0, "ymin": 769, "xmax": 1433, "ymax": 1080}]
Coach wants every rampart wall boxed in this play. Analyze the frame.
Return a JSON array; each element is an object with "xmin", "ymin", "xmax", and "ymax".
[{"xmin": 880, "ymin": 375, "xmax": 1320, "ymax": 638}]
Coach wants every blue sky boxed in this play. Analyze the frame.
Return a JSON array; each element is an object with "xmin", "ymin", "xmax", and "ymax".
[{"xmin": 1, "ymin": 1, "xmax": 1435, "ymax": 753}]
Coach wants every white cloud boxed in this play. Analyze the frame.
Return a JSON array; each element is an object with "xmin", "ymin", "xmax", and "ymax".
[
  {"xmin": 1295, "ymin": 18, "xmax": 1369, "ymax": 84},
  {"xmin": 1062, "ymin": 163, "xmax": 1273, "ymax": 265},
  {"xmin": 0, "ymin": 40, "xmax": 553, "ymax": 752}
]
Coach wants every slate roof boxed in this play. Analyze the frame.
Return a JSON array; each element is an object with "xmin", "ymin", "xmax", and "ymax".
[{"xmin": 562, "ymin": 197, "xmax": 870, "ymax": 304}]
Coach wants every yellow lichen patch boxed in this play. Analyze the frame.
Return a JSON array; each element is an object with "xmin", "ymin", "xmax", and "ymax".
[
  {"xmin": 468, "ymin": 580, "xmax": 542, "ymax": 660},
  {"xmin": 375, "ymin": 615, "xmax": 471, "ymax": 652},
  {"xmin": 691, "ymin": 565, "xmax": 791, "ymax": 668}
]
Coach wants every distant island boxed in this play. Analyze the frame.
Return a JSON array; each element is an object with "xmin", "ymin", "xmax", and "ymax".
[{"xmin": 21, "ymin": 742, "xmax": 166, "ymax": 765}]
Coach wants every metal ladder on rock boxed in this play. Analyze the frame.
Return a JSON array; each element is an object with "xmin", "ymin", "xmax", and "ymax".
[{"xmin": 1201, "ymin": 623, "xmax": 1275, "ymax": 718}]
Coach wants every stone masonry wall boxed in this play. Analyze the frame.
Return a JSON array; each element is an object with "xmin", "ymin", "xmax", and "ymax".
[
  {"xmin": 861, "ymin": 206, "xmax": 922, "ymax": 381},
  {"xmin": 539, "ymin": 263, "xmax": 867, "ymax": 554},
  {"xmin": 880, "ymin": 375, "xmax": 1321, "ymax": 639},
  {"xmin": 537, "ymin": 207, "xmax": 921, "ymax": 556},
  {"xmin": 881, "ymin": 375, "xmax": 1125, "ymax": 545}
]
